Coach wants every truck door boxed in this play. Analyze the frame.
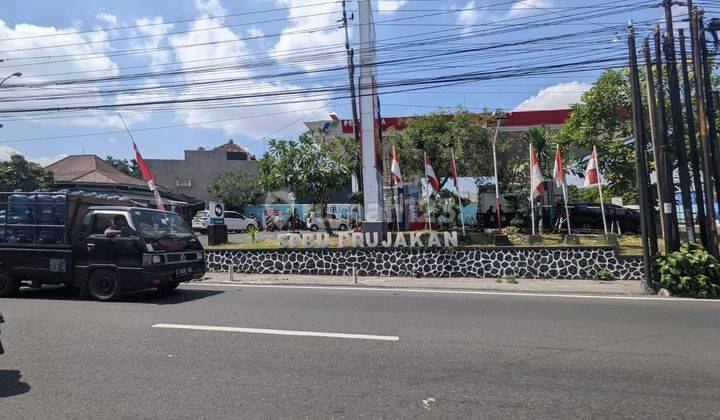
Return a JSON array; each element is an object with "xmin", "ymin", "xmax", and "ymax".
[{"xmin": 78, "ymin": 211, "xmax": 141, "ymax": 269}]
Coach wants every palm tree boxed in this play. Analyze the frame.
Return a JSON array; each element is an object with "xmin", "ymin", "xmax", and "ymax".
[{"xmin": 520, "ymin": 125, "xmax": 556, "ymax": 174}]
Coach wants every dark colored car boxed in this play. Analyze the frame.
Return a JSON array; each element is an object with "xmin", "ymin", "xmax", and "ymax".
[
  {"xmin": 0, "ymin": 311, "xmax": 4, "ymax": 354},
  {"xmin": 567, "ymin": 202, "xmax": 641, "ymax": 234}
]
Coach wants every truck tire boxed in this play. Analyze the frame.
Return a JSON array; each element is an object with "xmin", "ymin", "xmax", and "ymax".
[
  {"xmin": 0, "ymin": 273, "xmax": 19, "ymax": 297},
  {"xmin": 157, "ymin": 282, "xmax": 180, "ymax": 294},
  {"xmin": 88, "ymin": 269, "xmax": 124, "ymax": 302}
]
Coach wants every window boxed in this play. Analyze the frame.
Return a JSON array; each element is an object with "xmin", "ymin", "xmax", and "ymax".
[
  {"xmin": 91, "ymin": 213, "xmax": 130, "ymax": 235},
  {"xmin": 225, "ymin": 212, "xmax": 240, "ymax": 219},
  {"xmin": 176, "ymin": 179, "xmax": 192, "ymax": 188}
]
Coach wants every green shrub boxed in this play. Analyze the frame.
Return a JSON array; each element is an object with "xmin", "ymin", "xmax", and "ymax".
[
  {"xmin": 595, "ymin": 268, "xmax": 614, "ymax": 281},
  {"xmin": 509, "ymin": 217, "xmax": 524, "ymax": 229},
  {"xmin": 504, "ymin": 226, "xmax": 520, "ymax": 236},
  {"xmin": 506, "ymin": 274, "xmax": 519, "ymax": 284},
  {"xmin": 655, "ymin": 242, "xmax": 720, "ymax": 298},
  {"xmin": 247, "ymin": 225, "xmax": 258, "ymax": 243}
]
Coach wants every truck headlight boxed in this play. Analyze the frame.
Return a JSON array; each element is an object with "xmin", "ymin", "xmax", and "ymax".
[
  {"xmin": 196, "ymin": 252, "xmax": 204, "ymax": 260},
  {"xmin": 152, "ymin": 255, "xmax": 163, "ymax": 264},
  {"xmin": 143, "ymin": 254, "xmax": 164, "ymax": 266}
]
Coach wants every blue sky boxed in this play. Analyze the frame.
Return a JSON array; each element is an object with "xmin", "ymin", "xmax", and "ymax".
[{"xmin": 0, "ymin": 0, "xmax": 691, "ymax": 166}]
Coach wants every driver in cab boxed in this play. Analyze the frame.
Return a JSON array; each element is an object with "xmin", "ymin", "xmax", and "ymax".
[{"xmin": 104, "ymin": 215, "xmax": 129, "ymax": 237}]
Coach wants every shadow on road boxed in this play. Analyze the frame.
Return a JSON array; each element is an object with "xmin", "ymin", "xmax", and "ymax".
[
  {"xmin": 0, "ymin": 370, "xmax": 31, "ymax": 398},
  {"xmin": 8, "ymin": 286, "xmax": 224, "ymax": 305}
]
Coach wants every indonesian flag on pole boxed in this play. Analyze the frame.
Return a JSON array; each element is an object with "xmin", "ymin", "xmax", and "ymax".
[
  {"xmin": 133, "ymin": 142, "xmax": 165, "ymax": 210},
  {"xmin": 584, "ymin": 146, "xmax": 601, "ymax": 187},
  {"xmin": 424, "ymin": 153, "xmax": 440, "ymax": 194},
  {"xmin": 450, "ymin": 150, "xmax": 460, "ymax": 190},
  {"xmin": 391, "ymin": 146, "xmax": 403, "ymax": 186},
  {"xmin": 552, "ymin": 144, "xmax": 565, "ymax": 188},
  {"xmin": 530, "ymin": 144, "xmax": 544, "ymax": 199}
]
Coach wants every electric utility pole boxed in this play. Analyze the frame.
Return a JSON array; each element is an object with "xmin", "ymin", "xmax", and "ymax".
[
  {"xmin": 653, "ymin": 25, "xmax": 680, "ymax": 252},
  {"xmin": 688, "ymin": 2, "xmax": 718, "ymax": 256},
  {"xmin": 629, "ymin": 25, "xmax": 657, "ymax": 290},
  {"xmin": 678, "ymin": 28, "xmax": 709, "ymax": 247},
  {"xmin": 662, "ymin": 1, "xmax": 695, "ymax": 242},
  {"xmin": 699, "ymin": 12, "xmax": 720, "ymax": 209},
  {"xmin": 340, "ymin": 0, "xmax": 362, "ymax": 191}
]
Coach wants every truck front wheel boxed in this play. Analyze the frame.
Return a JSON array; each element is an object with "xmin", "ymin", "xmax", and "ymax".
[
  {"xmin": 0, "ymin": 273, "xmax": 19, "ymax": 297},
  {"xmin": 88, "ymin": 269, "xmax": 124, "ymax": 302}
]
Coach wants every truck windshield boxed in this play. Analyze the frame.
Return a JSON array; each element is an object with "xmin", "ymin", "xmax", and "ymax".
[{"xmin": 131, "ymin": 210, "xmax": 194, "ymax": 239}]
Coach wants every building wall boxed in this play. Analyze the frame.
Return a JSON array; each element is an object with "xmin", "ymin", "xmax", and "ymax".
[{"xmin": 145, "ymin": 149, "xmax": 259, "ymax": 201}]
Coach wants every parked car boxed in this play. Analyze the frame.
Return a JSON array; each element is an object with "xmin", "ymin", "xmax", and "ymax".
[
  {"xmin": 568, "ymin": 202, "xmax": 641, "ymax": 234},
  {"xmin": 191, "ymin": 210, "xmax": 210, "ymax": 233},
  {"xmin": 192, "ymin": 210, "xmax": 258, "ymax": 233},
  {"xmin": 224, "ymin": 211, "xmax": 259, "ymax": 232},
  {"xmin": 306, "ymin": 212, "xmax": 351, "ymax": 231}
]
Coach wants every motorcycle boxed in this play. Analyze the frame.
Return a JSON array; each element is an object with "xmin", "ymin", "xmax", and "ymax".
[{"xmin": 0, "ymin": 311, "xmax": 5, "ymax": 354}]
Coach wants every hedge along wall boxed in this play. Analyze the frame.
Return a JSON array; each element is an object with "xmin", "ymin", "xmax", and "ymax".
[{"xmin": 206, "ymin": 247, "xmax": 644, "ymax": 280}]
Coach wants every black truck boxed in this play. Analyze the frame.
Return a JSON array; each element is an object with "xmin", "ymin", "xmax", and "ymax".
[{"xmin": 0, "ymin": 192, "xmax": 205, "ymax": 301}]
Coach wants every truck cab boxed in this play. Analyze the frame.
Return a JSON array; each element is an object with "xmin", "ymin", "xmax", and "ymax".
[
  {"xmin": 0, "ymin": 193, "xmax": 205, "ymax": 301},
  {"xmin": 74, "ymin": 207, "xmax": 205, "ymax": 300}
]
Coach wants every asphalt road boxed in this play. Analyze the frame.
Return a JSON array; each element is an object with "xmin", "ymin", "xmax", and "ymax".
[{"xmin": 1, "ymin": 283, "xmax": 719, "ymax": 418}]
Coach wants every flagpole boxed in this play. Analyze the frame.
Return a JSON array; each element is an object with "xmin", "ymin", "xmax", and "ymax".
[
  {"xmin": 451, "ymin": 150, "xmax": 466, "ymax": 235},
  {"xmin": 530, "ymin": 144, "xmax": 536, "ymax": 236},
  {"xmin": 491, "ymin": 120, "xmax": 502, "ymax": 231},
  {"xmin": 424, "ymin": 152, "xmax": 432, "ymax": 231},
  {"xmin": 394, "ymin": 184, "xmax": 401, "ymax": 232},
  {"xmin": 595, "ymin": 146, "xmax": 609, "ymax": 235}
]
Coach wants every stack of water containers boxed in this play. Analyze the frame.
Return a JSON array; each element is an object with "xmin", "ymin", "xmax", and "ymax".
[{"xmin": 2, "ymin": 193, "xmax": 66, "ymax": 244}]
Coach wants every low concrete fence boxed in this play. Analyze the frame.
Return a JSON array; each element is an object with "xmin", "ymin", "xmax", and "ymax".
[{"xmin": 206, "ymin": 247, "xmax": 644, "ymax": 280}]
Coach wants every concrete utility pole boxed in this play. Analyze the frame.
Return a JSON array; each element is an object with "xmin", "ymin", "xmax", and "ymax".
[
  {"xmin": 688, "ymin": 2, "xmax": 718, "ymax": 256},
  {"xmin": 678, "ymin": 28, "xmax": 709, "ymax": 248},
  {"xmin": 653, "ymin": 26, "xmax": 680, "ymax": 252},
  {"xmin": 662, "ymin": 1, "xmax": 695, "ymax": 242},
  {"xmin": 340, "ymin": 0, "xmax": 362, "ymax": 194},
  {"xmin": 357, "ymin": 0, "xmax": 385, "ymax": 234},
  {"xmin": 628, "ymin": 25, "xmax": 657, "ymax": 290},
  {"xmin": 698, "ymin": 14, "xmax": 720, "ymax": 211}
]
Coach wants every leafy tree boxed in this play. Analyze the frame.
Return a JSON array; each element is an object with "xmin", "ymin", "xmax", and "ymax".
[
  {"xmin": 105, "ymin": 156, "xmax": 141, "ymax": 178},
  {"xmin": 557, "ymin": 69, "xmax": 637, "ymax": 203},
  {"xmin": 205, "ymin": 170, "xmax": 262, "ymax": 213},
  {"xmin": 508, "ymin": 125, "xmax": 558, "ymax": 189},
  {"xmin": 0, "ymin": 153, "xmax": 54, "ymax": 191},
  {"xmin": 258, "ymin": 130, "xmax": 357, "ymax": 232}
]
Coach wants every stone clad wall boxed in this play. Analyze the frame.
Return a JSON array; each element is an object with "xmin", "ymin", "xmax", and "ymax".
[{"xmin": 206, "ymin": 247, "xmax": 644, "ymax": 280}]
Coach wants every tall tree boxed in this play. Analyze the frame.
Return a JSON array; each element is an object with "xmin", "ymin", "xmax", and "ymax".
[
  {"xmin": 206, "ymin": 170, "xmax": 262, "ymax": 213},
  {"xmin": 0, "ymin": 154, "xmax": 54, "ymax": 191},
  {"xmin": 258, "ymin": 130, "xmax": 357, "ymax": 232},
  {"xmin": 557, "ymin": 69, "xmax": 638, "ymax": 202},
  {"xmin": 105, "ymin": 156, "xmax": 141, "ymax": 178}
]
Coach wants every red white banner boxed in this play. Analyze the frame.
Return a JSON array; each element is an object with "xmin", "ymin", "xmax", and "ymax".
[
  {"xmin": 391, "ymin": 146, "xmax": 403, "ymax": 186},
  {"xmin": 530, "ymin": 144, "xmax": 544, "ymax": 199},
  {"xmin": 424, "ymin": 153, "xmax": 440, "ymax": 194},
  {"xmin": 133, "ymin": 142, "xmax": 165, "ymax": 210},
  {"xmin": 552, "ymin": 144, "xmax": 565, "ymax": 188},
  {"xmin": 584, "ymin": 146, "xmax": 601, "ymax": 187}
]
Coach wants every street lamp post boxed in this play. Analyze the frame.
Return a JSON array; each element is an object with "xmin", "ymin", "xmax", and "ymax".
[{"xmin": 0, "ymin": 72, "xmax": 21, "ymax": 87}]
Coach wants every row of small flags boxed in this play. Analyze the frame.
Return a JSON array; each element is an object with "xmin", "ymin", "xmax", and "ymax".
[{"xmin": 391, "ymin": 145, "xmax": 607, "ymax": 235}]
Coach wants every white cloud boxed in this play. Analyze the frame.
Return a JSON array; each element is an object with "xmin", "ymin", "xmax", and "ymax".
[
  {"xmin": 0, "ymin": 146, "xmax": 67, "ymax": 167},
  {"xmin": 96, "ymin": 13, "xmax": 117, "ymax": 26},
  {"xmin": 456, "ymin": 1, "xmax": 485, "ymax": 30},
  {"xmin": 132, "ymin": 17, "xmax": 174, "ymax": 70},
  {"xmin": 270, "ymin": 0, "xmax": 346, "ymax": 71},
  {"xmin": 247, "ymin": 26, "xmax": 264, "ymax": 38},
  {"xmin": 508, "ymin": 0, "xmax": 555, "ymax": 18},
  {"xmin": 168, "ymin": 0, "xmax": 332, "ymax": 139},
  {"xmin": 514, "ymin": 81, "xmax": 591, "ymax": 110},
  {"xmin": 376, "ymin": 0, "xmax": 407, "ymax": 14}
]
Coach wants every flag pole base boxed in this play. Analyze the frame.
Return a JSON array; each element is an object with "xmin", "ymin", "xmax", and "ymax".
[
  {"xmin": 528, "ymin": 235, "xmax": 544, "ymax": 245},
  {"xmin": 562, "ymin": 234, "xmax": 581, "ymax": 245},
  {"xmin": 493, "ymin": 234, "xmax": 512, "ymax": 246},
  {"xmin": 597, "ymin": 233, "xmax": 619, "ymax": 247}
]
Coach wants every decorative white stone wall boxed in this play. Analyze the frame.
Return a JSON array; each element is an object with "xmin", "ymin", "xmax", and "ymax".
[{"xmin": 206, "ymin": 247, "xmax": 644, "ymax": 280}]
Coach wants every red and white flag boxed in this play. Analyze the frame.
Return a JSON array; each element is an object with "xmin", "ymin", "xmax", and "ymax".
[
  {"xmin": 552, "ymin": 144, "xmax": 565, "ymax": 188},
  {"xmin": 424, "ymin": 153, "xmax": 439, "ymax": 194},
  {"xmin": 450, "ymin": 150, "xmax": 460, "ymax": 190},
  {"xmin": 584, "ymin": 146, "xmax": 601, "ymax": 187},
  {"xmin": 133, "ymin": 142, "xmax": 165, "ymax": 210},
  {"xmin": 391, "ymin": 146, "xmax": 403, "ymax": 186},
  {"xmin": 530, "ymin": 144, "xmax": 544, "ymax": 199}
]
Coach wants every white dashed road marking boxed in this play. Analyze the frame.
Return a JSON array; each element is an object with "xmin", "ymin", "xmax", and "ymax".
[{"xmin": 152, "ymin": 323, "xmax": 399, "ymax": 341}]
